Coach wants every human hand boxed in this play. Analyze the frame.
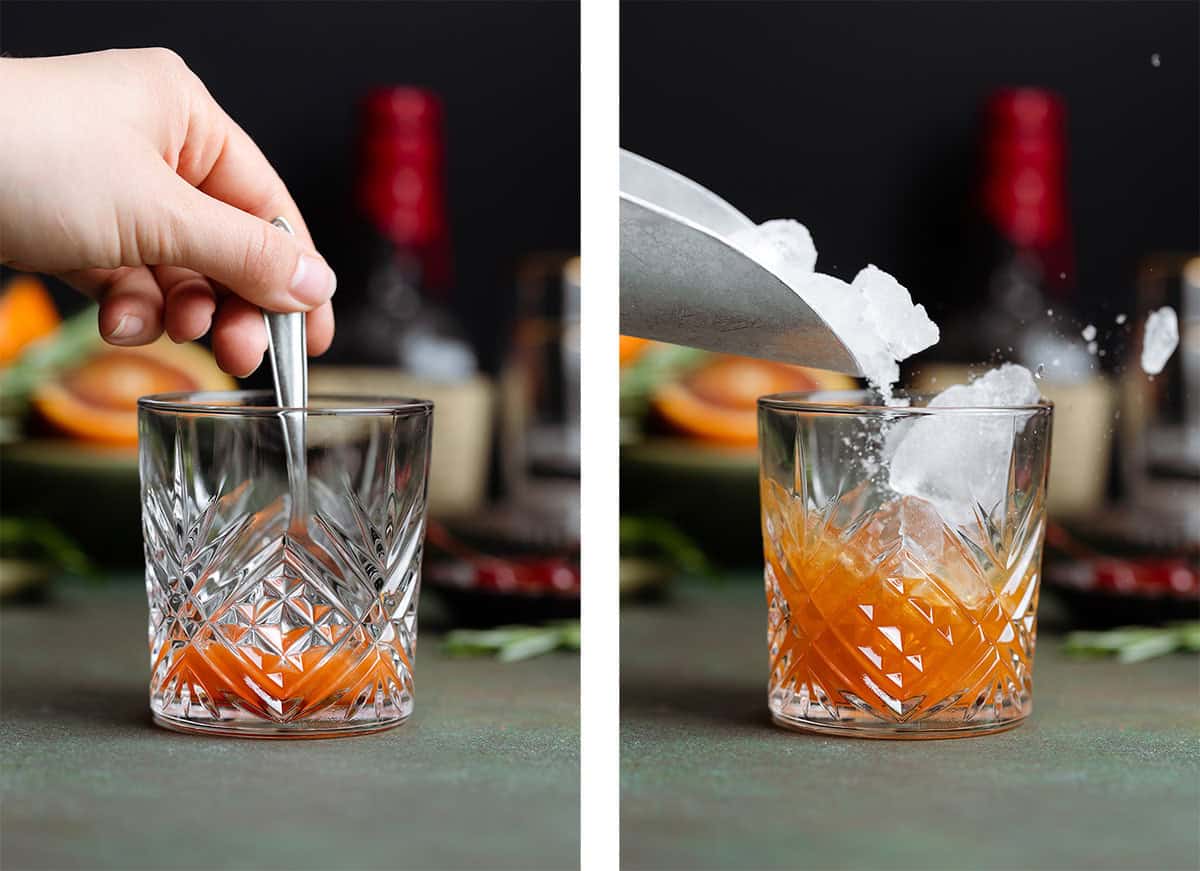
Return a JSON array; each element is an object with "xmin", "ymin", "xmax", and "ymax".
[{"xmin": 0, "ymin": 48, "xmax": 336, "ymax": 376}]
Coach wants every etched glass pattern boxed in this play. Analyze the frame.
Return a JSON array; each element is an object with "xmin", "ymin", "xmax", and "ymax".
[
  {"xmin": 138, "ymin": 392, "xmax": 432, "ymax": 738},
  {"xmin": 758, "ymin": 393, "xmax": 1052, "ymax": 738}
]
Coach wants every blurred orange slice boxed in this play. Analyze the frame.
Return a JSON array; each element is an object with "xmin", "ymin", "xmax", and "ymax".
[
  {"xmin": 31, "ymin": 337, "xmax": 234, "ymax": 446},
  {"xmin": 651, "ymin": 356, "xmax": 854, "ymax": 446},
  {"xmin": 0, "ymin": 276, "xmax": 60, "ymax": 364}
]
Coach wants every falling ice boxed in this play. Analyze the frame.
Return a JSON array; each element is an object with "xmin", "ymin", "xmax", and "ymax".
[{"xmin": 1141, "ymin": 307, "xmax": 1179, "ymax": 375}]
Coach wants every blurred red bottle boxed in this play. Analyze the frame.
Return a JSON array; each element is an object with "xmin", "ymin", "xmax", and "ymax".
[
  {"xmin": 950, "ymin": 88, "xmax": 1086, "ymax": 373},
  {"xmin": 357, "ymin": 87, "xmax": 452, "ymax": 293},
  {"xmin": 338, "ymin": 87, "xmax": 475, "ymax": 378},
  {"xmin": 979, "ymin": 87, "xmax": 1074, "ymax": 297}
]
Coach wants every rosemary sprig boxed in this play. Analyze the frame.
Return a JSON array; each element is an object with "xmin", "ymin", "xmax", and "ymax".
[
  {"xmin": 443, "ymin": 621, "xmax": 580, "ymax": 662},
  {"xmin": 1063, "ymin": 622, "xmax": 1200, "ymax": 663}
]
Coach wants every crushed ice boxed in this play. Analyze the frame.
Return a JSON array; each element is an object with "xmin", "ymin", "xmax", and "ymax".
[
  {"xmin": 728, "ymin": 220, "xmax": 938, "ymax": 400},
  {"xmin": 727, "ymin": 219, "xmax": 817, "ymax": 280},
  {"xmin": 731, "ymin": 213, "xmax": 1056, "ymax": 535}
]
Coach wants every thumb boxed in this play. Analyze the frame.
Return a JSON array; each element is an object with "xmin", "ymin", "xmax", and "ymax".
[{"xmin": 159, "ymin": 177, "xmax": 336, "ymax": 312}]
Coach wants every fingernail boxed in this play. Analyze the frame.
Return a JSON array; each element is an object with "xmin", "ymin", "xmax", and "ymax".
[
  {"xmin": 290, "ymin": 255, "xmax": 337, "ymax": 307},
  {"xmin": 108, "ymin": 314, "xmax": 144, "ymax": 341}
]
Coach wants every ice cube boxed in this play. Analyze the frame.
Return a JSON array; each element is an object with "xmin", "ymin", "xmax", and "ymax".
[
  {"xmin": 865, "ymin": 496, "xmax": 993, "ymax": 607},
  {"xmin": 790, "ymin": 271, "xmax": 861, "ymax": 356},
  {"xmin": 888, "ymin": 365, "xmax": 1041, "ymax": 526},
  {"xmin": 857, "ymin": 495, "xmax": 945, "ymax": 566},
  {"xmin": 793, "ymin": 267, "xmax": 937, "ymax": 402},
  {"xmin": 793, "ymin": 272, "xmax": 854, "ymax": 323},
  {"xmin": 853, "ymin": 265, "xmax": 940, "ymax": 360},
  {"xmin": 897, "ymin": 495, "xmax": 945, "ymax": 566},
  {"xmin": 792, "ymin": 272, "xmax": 900, "ymax": 399},
  {"xmin": 930, "ymin": 363, "xmax": 1040, "ymax": 409},
  {"xmin": 728, "ymin": 219, "xmax": 817, "ymax": 283},
  {"xmin": 1081, "ymin": 324, "xmax": 1097, "ymax": 342},
  {"xmin": 1140, "ymin": 306, "xmax": 1179, "ymax": 375},
  {"xmin": 888, "ymin": 416, "xmax": 1008, "ymax": 527},
  {"xmin": 726, "ymin": 223, "xmax": 939, "ymax": 400}
]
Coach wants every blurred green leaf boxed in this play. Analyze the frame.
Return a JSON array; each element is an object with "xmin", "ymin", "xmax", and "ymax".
[
  {"xmin": 620, "ymin": 516, "xmax": 714, "ymax": 578},
  {"xmin": 1064, "ymin": 622, "xmax": 1200, "ymax": 663},
  {"xmin": 443, "ymin": 621, "xmax": 580, "ymax": 662},
  {"xmin": 1117, "ymin": 634, "xmax": 1180, "ymax": 664},
  {"xmin": 0, "ymin": 516, "xmax": 95, "ymax": 576},
  {"xmin": 497, "ymin": 633, "xmax": 562, "ymax": 662},
  {"xmin": 619, "ymin": 343, "xmax": 708, "ymax": 421},
  {"xmin": 1176, "ymin": 622, "xmax": 1200, "ymax": 651}
]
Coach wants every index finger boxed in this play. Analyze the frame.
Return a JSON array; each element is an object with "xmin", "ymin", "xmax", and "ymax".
[{"xmin": 178, "ymin": 93, "xmax": 317, "ymax": 251}]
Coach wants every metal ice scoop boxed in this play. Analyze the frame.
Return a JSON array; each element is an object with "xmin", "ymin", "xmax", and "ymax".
[
  {"xmin": 263, "ymin": 216, "xmax": 308, "ymax": 533},
  {"xmin": 619, "ymin": 149, "xmax": 863, "ymax": 376}
]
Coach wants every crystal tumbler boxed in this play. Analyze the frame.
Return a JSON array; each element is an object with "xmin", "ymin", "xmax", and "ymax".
[
  {"xmin": 759, "ymin": 391, "xmax": 1053, "ymax": 738},
  {"xmin": 138, "ymin": 392, "xmax": 433, "ymax": 738}
]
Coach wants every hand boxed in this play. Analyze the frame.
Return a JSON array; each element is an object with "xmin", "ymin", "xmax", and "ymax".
[{"xmin": 0, "ymin": 48, "xmax": 336, "ymax": 376}]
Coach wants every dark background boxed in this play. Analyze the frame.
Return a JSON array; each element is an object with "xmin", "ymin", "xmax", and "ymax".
[
  {"xmin": 0, "ymin": 0, "xmax": 580, "ymax": 373},
  {"xmin": 622, "ymin": 0, "xmax": 1199, "ymax": 349}
]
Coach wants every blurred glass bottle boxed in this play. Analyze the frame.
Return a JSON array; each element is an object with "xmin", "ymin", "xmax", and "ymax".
[
  {"xmin": 944, "ymin": 89, "xmax": 1085, "ymax": 368},
  {"xmin": 318, "ymin": 88, "xmax": 491, "ymax": 517},
  {"xmin": 928, "ymin": 88, "xmax": 1114, "ymax": 515},
  {"xmin": 336, "ymin": 86, "xmax": 476, "ymax": 380}
]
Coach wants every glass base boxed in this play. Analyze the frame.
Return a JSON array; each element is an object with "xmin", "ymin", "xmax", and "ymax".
[
  {"xmin": 770, "ymin": 710, "xmax": 1026, "ymax": 740},
  {"xmin": 152, "ymin": 711, "xmax": 409, "ymax": 740}
]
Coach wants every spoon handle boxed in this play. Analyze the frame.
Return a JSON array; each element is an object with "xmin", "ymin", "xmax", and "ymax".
[
  {"xmin": 264, "ymin": 216, "xmax": 309, "ymax": 532},
  {"xmin": 264, "ymin": 217, "xmax": 308, "ymax": 409}
]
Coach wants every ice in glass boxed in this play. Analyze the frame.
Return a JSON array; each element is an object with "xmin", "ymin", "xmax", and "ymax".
[{"xmin": 758, "ymin": 380, "xmax": 1052, "ymax": 738}]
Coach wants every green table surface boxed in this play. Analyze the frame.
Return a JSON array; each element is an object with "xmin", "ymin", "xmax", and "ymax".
[
  {"xmin": 1, "ymin": 580, "xmax": 579, "ymax": 871},
  {"xmin": 621, "ymin": 580, "xmax": 1200, "ymax": 871}
]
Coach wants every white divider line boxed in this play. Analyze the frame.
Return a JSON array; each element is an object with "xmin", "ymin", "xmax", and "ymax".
[{"xmin": 579, "ymin": 0, "xmax": 621, "ymax": 867}]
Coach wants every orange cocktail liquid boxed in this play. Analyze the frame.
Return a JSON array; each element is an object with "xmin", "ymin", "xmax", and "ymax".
[
  {"xmin": 762, "ymin": 479, "xmax": 1040, "ymax": 731},
  {"xmin": 152, "ymin": 608, "xmax": 409, "ymax": 724}
]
